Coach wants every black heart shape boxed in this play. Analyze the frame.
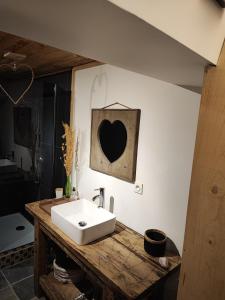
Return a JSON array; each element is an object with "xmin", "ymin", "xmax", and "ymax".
[{"xmin": 98, "ymin": 119, "xmax": 127, "ymax": 163}]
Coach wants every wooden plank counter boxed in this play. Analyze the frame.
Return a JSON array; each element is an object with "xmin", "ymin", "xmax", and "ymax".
[{"xmin": 26, "ymin": 199, "xmax": 181, "ymax": 299}]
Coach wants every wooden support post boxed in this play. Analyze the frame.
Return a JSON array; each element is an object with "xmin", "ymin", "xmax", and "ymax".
[
  {"xmin": 34, "ymin": 218, "xmax": 48, "ymax": 297},
  {"xmin": 178, "ymin": 43, "xmax": 225, "ymax": 300}
]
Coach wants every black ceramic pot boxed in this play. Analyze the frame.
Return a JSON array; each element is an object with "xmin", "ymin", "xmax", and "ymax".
[{"xmin": 144, "ymin": 229, "xmax": 167, "ymax": 257}]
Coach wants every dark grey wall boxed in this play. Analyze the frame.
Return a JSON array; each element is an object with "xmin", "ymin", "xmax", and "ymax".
[{"xmin": 0, "ymin": 71, "xmax": 71, "ymax": 201}]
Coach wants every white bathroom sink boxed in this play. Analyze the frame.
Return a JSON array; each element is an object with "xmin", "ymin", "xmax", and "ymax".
[{"xmin": 51, "ymin": 199, "xmax": 116, "ymax": 245}]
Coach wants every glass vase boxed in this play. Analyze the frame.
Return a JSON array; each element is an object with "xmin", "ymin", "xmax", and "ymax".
[{"xmin": 65, "ymin": 175, "xmax": 72, "ymax": 198}]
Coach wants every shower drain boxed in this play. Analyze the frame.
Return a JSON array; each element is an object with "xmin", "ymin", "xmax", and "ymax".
[
  {"xmin": 16, "ymin": 225, "xmax": 25, "ymax": 231},
  {"xmin": 78, "ymin": 221, "xmax": 87, "ymax": 227}
]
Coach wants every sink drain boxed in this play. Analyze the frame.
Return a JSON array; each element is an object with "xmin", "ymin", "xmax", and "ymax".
[
  {"xmin": 16, "ymin": 225, "xmax": 25, "ymax": 231},
  {"xmin": 78, "ymin": 221, "xmax": 87, "ymax": 227}
]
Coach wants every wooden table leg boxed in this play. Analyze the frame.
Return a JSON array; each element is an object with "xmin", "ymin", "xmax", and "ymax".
[
  {"xmin": 34, "ymin": 218, "xmax": 48, "ymax": 297},
  {"xmin": 102, "ymin": 286, "xmax": 115, "ymax": 300}
]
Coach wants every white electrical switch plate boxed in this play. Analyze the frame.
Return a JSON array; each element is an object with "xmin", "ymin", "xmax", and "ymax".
[{"xmin": 134, "ymin": 182, "xmax": 143, "ymax": 195}]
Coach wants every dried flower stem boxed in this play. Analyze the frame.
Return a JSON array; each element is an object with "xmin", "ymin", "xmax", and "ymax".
[{"xmin": 61, "ymin": 123, "xmax": 75, "ymax": 177}]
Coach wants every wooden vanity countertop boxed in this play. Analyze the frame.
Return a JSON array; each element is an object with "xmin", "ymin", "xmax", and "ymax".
[{"xmin": 26, "ymin": 199, "xmax": 181, "ymax": 299}]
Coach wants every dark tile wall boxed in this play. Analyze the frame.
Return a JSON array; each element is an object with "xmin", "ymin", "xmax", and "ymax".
[{"xmin": 0, "ymin": 71, "xmax": 71, "ymax": 213}]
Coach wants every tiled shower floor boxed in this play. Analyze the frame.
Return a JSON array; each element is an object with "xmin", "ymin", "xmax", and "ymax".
[{"xmin": 0, "ymin": 213, "xmax": 34, "ymax": 253}]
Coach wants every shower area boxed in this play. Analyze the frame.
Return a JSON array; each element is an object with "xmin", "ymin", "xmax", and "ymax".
[{"xmin": 0, "ymin": 54, "xmax": 71, "ymax": 267}]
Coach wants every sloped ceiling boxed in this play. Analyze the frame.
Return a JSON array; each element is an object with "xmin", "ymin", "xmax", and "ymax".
[
  {"xmin": 107, "ymin": 0, "xmax": 225, "ymax": 64},
  {"xmin": 0, "ymin": 0, "xmax": 209, "ymax": 91}
]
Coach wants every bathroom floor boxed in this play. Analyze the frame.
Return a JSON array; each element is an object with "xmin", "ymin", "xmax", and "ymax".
[{"xmin": 0, "ymin": 257, "xmax": 45, "ymax": 300}]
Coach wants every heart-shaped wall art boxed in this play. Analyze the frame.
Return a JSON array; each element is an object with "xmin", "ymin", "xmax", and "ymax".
[
  {"xmin": 0, "ymin": 63, "xmax": 34, "ymax": 105},
  {"xmin": 98, "ymin": 119, "xmax": 127, "ymax": 163}
]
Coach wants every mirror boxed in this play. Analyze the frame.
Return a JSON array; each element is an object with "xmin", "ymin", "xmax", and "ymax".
[{"xmin": 98, "ymin": 120, "xmax": 127, "ymax": 163}]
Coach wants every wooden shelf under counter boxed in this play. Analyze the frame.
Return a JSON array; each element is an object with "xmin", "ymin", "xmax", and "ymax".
[
  {"xmin": 40, "ymin": 272, "xmax": 84, "ymax": 300},
  {"xmin": 26, "ymin": 199, "xmax": 181, "ymax": 299}
]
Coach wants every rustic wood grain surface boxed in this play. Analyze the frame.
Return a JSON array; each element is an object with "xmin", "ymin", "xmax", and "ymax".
[
  {"xmin": 0, "ymin": 31, "xmax": 97, "ymax": 78},
  {"xmin": 177, "ymin": 44, "xmax": 225, "ymax": 300},
  {"xmin": 90, "ymin": 109, "xmax": 141, "ymax": 183},
  {"xmin": 26, "ymin": 199, "xmax": 180, "ymax": 299},
  {"xmin": 40, "ymin": 272, "xmax": 84, "ymax": 300}
]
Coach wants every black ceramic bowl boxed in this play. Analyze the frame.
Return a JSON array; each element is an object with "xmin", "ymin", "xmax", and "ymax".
[{"xmin": 144, "ymin": 229, "xmax": 167, "ymax": 257}]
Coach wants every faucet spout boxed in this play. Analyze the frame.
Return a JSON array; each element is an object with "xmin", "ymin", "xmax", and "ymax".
[
  {"xmin": 92, "ymin": 187, "xmax": 105, "ymax": 208},
  {"xmin": 92, "ymin": 195, "xmax": 100, "ymax": 201}
]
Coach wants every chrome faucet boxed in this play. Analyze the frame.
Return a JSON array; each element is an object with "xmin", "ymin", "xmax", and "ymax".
[{"xmin": 92, "ymin": 187, "xmax": 104, "ymax": 208}]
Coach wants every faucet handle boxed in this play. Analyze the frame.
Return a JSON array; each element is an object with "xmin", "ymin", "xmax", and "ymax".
[{"xmin": 94, "ymin": 187, "xmax": 104, "ymax": 191}]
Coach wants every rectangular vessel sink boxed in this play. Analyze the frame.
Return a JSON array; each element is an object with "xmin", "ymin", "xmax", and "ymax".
[{"xmin": 51, "ymin": 199, "xmax": 116, "ymax": 245}]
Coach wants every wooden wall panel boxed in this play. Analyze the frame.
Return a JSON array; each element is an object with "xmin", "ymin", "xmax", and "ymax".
[
  {"xmin": 177, "ymin": 43, "xmax": 225, "ymax": 300},
  {"xmin": 90, "ymin": 109, "xmax": 141, "ymax": 183}
]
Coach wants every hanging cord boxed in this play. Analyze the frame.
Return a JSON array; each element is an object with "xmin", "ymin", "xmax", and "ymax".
[
  {"xmin": 101, "ymin": 102, "xmax": 132, "ymax": 109},
  {"xmin": 0, "ymin": 62, "xmax": 34, "ymax": 105}
]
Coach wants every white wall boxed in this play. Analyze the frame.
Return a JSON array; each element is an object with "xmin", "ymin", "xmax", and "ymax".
[
  {"xmin": 73, "ymin": 65, "xmax": 200, "ymax": 254},
  {"xmin": 108, "ymin": 0, "xmax": 225, "ymax": 64}
]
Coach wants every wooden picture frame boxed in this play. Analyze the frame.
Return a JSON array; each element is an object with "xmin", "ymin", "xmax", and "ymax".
[
  {"xmin": 90, "ymin": 109, "xmax": 141, "ymax": 183},
  {"xmin": 216, "ymin": 0, "xmax": 225, "ymax": 7}
]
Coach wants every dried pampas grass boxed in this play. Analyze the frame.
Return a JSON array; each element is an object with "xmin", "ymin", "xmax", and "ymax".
[{"xmin": 61, "ymin": 123, "xmax": 75, "ymax": 177}]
